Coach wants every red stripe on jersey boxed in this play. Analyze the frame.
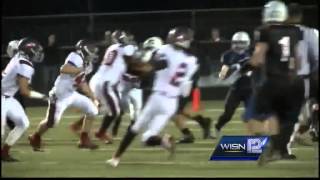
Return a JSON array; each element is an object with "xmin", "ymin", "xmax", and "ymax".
[{"xmin": 19, "ymin": 60, "xmax": 34, "ymax": 68}]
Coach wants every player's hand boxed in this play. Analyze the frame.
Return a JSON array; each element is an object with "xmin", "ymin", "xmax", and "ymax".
[
  {"xmin": 92, "ymin": 98, "xmax": 100, "ymax": 108},
  {"xmin": 219, "ymin": 65, "xmax": 229, "ymax": 80}
]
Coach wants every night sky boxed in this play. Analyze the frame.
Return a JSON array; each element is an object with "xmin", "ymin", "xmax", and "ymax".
[{"xmin": 2, "ymin": 0, "xmax": 318, "ymax": 17}]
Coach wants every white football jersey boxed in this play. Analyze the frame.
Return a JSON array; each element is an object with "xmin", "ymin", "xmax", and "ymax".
[
  {"xmin": 1, "ymin": 53, "xmax": 34, "ymax": 97},
  {"xmin": 152, "ymin": 44, "xmax": 198, "ymax": 97},
  {"xmin": 52, "ymin": 52, "xmax": 91, "ymax": 97},
  {"xmin": 92, "ymin": 43, "xmax": 136, "ymax": 86},
  {"xmin": 295, "ymin": 25, "xmax": 319, "ymax": 75}
]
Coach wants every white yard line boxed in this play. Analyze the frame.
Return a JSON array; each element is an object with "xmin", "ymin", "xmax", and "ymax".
[
  {"xmin": 30, "ymin": 108, "xmax": 246, "ymax": 120},
  {"xmin": 40, "ymin": 161, "xmax": 59, "ymax": 165},
  {"xmin": 92, "ymin": 160, "xmax": 315, "ymax": 165}
]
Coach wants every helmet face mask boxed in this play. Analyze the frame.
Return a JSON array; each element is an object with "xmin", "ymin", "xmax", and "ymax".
[
  {"xmin": 231, "ymin": 31, "xmax": 250, "ymax": 52},
  {"xmin": 143, "ymin": 37, "xmax": 163, "ymax": 50},
  {"xmin": 167, "ymin": 27, "xmax": 194, "ymax": 49},
  {"xmin": 111, "ymin": 30, "xmax": 130, "ymax": 45},
  {"xmin": 18, "ymin": 38, "xmax": 44, "ymax": 63},
  {"xmin": 263, "ymin": 1, "xmax": 288, "ymax": 23},
  {"xmin": 75, "ymin": 39, "xmax": 98, "ymax": 63}
]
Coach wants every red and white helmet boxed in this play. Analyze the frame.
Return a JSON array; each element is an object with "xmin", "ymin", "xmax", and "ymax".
[{"xmin": 166, "ymin": 26, "xmax": 194, "ymax": 49}]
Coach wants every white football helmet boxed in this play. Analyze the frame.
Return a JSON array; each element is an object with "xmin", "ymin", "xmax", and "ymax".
[
  {"xmin": 7, "ymin": 40, "xmax": 19, "ymax": 58},
  {"xmin": 143, "ymin": 37, "xmax": 163, "ymax": 50},
  {"xmin": 231, "ymin": 31, "xmax": 250, "ymax": 51},
  {"xmin": 262, "ymin": 1, "xmax": 288, "ymax": 23}
]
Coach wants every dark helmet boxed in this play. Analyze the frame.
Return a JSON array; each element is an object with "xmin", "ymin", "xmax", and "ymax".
[
  {"xmin": 166, "ymin": 26, "xmax": 194, "ymax": 49},
  {"xmin": 18, "ymin": 37, "xmax": 44, "ymax": 63},
  {"xmin": 111, "ymin": 30, "xmax": 130, "ymax": 44},
  {"xmin": 75, "ymin": 39, "xmax": 98, "ymax": 62}
]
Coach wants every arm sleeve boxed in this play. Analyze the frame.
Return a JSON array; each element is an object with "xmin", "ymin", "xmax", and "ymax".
[
  {"xmin": 254, "ymin": 26, "xmax": 268, "ymax": 43},
  {"xmin": 123, "ymin": 45, "xmax": 135, "ymax": 56},
  {"xmin": 308, "ymin": 28, "xmax": 319, "ymax": 72},
  {"xmin": 18, "ymin": 61, "xmax": 34, "ymax": 80},
  {"xmin": 66, "ymin": 53, "xmax": 83, "ymax": 68},
  {"xmin": 150, "ymin": 48, "xmax": 169, "ymax": 70}
]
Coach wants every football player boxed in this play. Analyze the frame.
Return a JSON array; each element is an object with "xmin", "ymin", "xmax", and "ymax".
[
  {"xmin": 213, "ymin": 31, "xmax": 253, "ymax": 139},
  {"xmin": 86, "ymin": 30, "xmax": 136, "ymax": 144},
  {"xmin": 107, "ymin": 27, "xmax": 198, "ymax": 167},
  {"xmin": 2, "ymin": 38, "xmax": 47, "ymax": 161},
  {"xmin": 28, "ymin": 39, "xmax": 99, "ymax": 151},
  {"xmin": 5, "ymin": 40, "xmax": 24, "ymax": 130},
  {"xmin": 111, "ymin": 36, "xmax": 164, "ymax": 137},
  {"xmin": 285, "ymin": 3, "xmax": 319, "ymax": 150},
  {"xmin": 245, "ymin": 1, "xmax": 305, "ymax": 166}
]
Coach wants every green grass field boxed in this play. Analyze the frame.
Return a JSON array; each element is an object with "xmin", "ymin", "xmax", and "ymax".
[{"xmin": 1, "ymin": 101, "xmax": 319, "ymax": 177}]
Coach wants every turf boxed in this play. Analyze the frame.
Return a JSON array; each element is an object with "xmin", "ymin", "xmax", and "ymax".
[{"xmin": 1, "ymin": 101, "xmax": 319, "ymax": 177}]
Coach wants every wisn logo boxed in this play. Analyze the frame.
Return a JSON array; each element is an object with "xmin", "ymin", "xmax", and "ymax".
[{"xmin": 210, "ymin": 136, "xmax": 269, "ymax": 161}]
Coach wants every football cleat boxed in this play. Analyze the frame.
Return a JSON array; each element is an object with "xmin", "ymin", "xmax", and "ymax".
[
  {"xmin": 106, "ymin": 158, "xmax": 120, "ymax": 167},
  {"xmin": 281, "ymin": 153, "xmax": 297, "ymax": 160},
  {"xmin": 95, "ymin": 131, "xmax": 113, "ymax": 144},
  {"xmin": 1, "ymin": 154, "xmax": 19, "ymax": 162},
  {"xmin": 177, "ymin": 134, "xmax": 195, "ymax": 144},
  {"xmin": 28, "ymin": 134, "xmax": 43, "ymax": 152},
  {"xmin": 78, "ymin": 141, "xmax": 99, "ymax": 150},
  {"xmin": 214, "ymin": 126, "xmax": 221, "ymax": 140}
]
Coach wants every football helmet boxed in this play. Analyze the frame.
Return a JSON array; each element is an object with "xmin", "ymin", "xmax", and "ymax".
[
  {"xmin": 166, "ymin": 26, "xmax": 194, "ymax": 49},
  {"xmin": 262, "ymin": 1, "xmax": 288, "ymax": 23},
  {"xmin": 231, "ymin": 31, "xmax": 251, "ymax": 51},
  {"xmin": 75, "ymin": 39, "xmax": 98, "ymax": 63},
  {"xmin": 18, "ymin": 38, "xmax": 44, "ymax": 63},
  {"xmin": 111, "ymin": 30, "xmax": 130, "ymax": 44},
  {"xmin": 143, "ymin": 37, "xmax": 163, "ymax": 50},
  {"xmin": 7, "ymin": 40, "xmax": 19, "ymax": 58}
]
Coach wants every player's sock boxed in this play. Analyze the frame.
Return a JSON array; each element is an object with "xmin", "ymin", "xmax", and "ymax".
[
  {"xmin": 1, "ymin": 144, "xmax": 11, "ymax": 157},
  {"xmin": 112, "ymin": 113, "xmax": 123, "ymax": 136},
  {"xmin": 99, "ymin": 115, "xmax": 114, "ymax": 134},
  {"xmin": 145, "ymin": 136, "xmax": 162, "ymax": 146},
  {"xmin": 181, "ymin": 128, "xmax": 193, "ymax": 136},
  {"xmin": 71, "ymin": 116, "xmax": 85, "ymax": 130},
  {"xmin": 279, "ymin": 123, "xmax": 295, "ymax": 155},
  {"xmin": 80, "ymin": 132, "xmax": 90, "ymax": 143},
  {"xmin": 114, "ymin": 128, "xmax": 137, "ymax": 158},
  {"xmin": 6, "ymin": 126, "xmax": 26, "ymax": 146},
  {"xmin": 215, "ymin": 112, "xmax": 233, "ymax": 131}
]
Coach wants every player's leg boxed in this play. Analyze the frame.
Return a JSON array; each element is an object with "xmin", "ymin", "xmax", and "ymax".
[
  {"xmin": 2, "ymin": 98, "xmax": 29, "ymax": 161},
  {"xmin": 1, "ymin": 96, "xmax": 8, "ymax": 140},
  {"xmin": 96, "ymin": 82, "xmax": 121, "ymax": 143},
  {"xmin": 70, "ymin": 92, "xmax": 99, "ymax": 149},
  {"xmin": 112, "ymin": 85, "xmax": 129, "ymax": 137},
  {"xmin": 215, "ymin": 88, "xmax": 241, "ymax": 138},
  {"xmin": 29, "ymin": 95, "xmax": 70, "ymax": 151},
  {"xmin": 107, "ymin": 93, "xmax": 157, "ymax": 167},
  {"xmin": 174, "ymin": 98, "xmax": 195, "ymax": 143},
  {"xmin": 141, "ymin": 96, "xmax": 178, "ymax": 158}
]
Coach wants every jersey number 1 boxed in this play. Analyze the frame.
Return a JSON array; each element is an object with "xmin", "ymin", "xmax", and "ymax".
[{"xmin": 278, "ymin": 36, "xmax": 290, "ymax": 62}]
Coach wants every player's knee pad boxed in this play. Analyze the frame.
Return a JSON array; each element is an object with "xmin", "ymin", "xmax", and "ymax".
[
  {"xmin": 21, "ymin": 119, "xmax": 30, "ymax": 130},
  {"xmin": 130, "ymin": 123, "xmax": 140, "ymax": 134}
]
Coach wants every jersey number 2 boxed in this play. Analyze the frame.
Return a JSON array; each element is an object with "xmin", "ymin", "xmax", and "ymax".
[{"xmin": 170, "ymin": 63, "xmax": 188, "ymax": 86}]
